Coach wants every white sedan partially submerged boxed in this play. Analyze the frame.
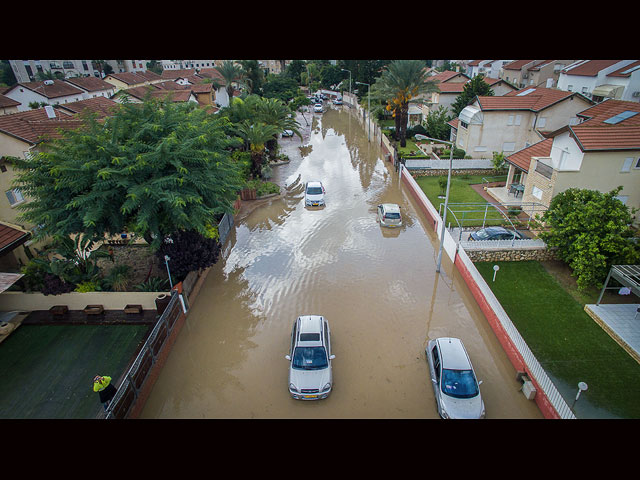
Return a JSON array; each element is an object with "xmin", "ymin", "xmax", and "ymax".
[{"xmin": 426, "ymin": 337, "xmax": 485, "ymax": 419}]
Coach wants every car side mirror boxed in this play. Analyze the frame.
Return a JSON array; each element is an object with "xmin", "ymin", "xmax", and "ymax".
[
  {"xmin": 329, "ymin": 355, "xmax": 335, "ymax": 360},
  {"xmin": 478, "ymin": 380, "xmax": 483, "ymax": 385},
  {"xmin": 285, "ymin": 355, "xmax": 291, "ymax": 361}
]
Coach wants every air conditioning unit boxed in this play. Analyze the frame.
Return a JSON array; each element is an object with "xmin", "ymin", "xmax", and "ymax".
[
  {"xmin": 522, "ymin": 73, "xmax": 529, "ymax": 79},
  {"xmin": 43, "ymin": 80, "xmax": 54, "ymax": 85}
]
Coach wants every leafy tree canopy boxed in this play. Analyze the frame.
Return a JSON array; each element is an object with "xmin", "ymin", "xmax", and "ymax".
[
  {"xmin": 12, "ymin": 98, "xmax": 244, "ymax": 250},
  {"xmin": 539, "ymin": 187, "xmax": 640, "ymax": 290},
  {"xmin": 450, "ymin": 74, "xmax": 494, "ymax": 118}
]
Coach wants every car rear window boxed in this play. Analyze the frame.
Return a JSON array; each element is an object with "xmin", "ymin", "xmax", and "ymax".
[
  {"xmin": 441, "ymin": 369, "xmax": 479, "ymax": 398},
  {"xmin": 384, "ymin": 212, "xmax": 400, "ymax": 219},
  {"xmin": 307, "ymin": 187, "xmax": 323, "ymax": 195}
]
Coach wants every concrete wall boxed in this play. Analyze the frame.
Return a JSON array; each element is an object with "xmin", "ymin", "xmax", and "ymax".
[{"xmin": 0, "ymin": 290, "xmax": 168, "ymax": 311}]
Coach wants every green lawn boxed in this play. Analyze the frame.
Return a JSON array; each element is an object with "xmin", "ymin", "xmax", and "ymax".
[
  {"xmin": 414, "ymin": 174, "xmax": 505, "ymax": 226},
  {"xmin": 0, "ymin": 324, "xmax": 149, "ymax": 419},
  {"xmin": 475, "ymin": 261, "xmax": 640, "ymax": 418}
]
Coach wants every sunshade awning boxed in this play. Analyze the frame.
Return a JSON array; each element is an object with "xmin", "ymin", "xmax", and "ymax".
[
  {"xmin": 591, "ymin": 84, "xmax": 624, "ymax": 99},
  {"xmin": 0, "ymin": 273, "xmax": 23, "ymax": 293}
]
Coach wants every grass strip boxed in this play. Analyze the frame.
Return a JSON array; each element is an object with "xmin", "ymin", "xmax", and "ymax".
[{"xmin": 475, "ymin": 260, "xmax": 640, "ymax": 418}]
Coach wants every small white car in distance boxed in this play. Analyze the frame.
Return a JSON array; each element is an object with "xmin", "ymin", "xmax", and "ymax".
[
  {"xmin": 313, "ymin": 103, "xmax": 323, "ymax": 113},
  {"xmin": 285, "ymin": 315, "xmax": 335, "ymax": 400},
  {"xmin": 426, "ymin": 337, "xmax": 485, "ymax": 419},
  {"xmin": 377, "ymin": 203, "xmax": 402, "ymax": 227},
  {"xmin": 305, "ymin": 181, "xmax": 325, "ymax": 207}
]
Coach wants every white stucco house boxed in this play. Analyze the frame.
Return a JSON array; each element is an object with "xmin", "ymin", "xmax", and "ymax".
[{"xmin": 557, "ymin": 60, "xmax": 640, "ymax": 102}]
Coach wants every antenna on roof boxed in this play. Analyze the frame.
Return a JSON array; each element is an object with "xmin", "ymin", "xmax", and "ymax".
[{"xmin": 44, "ymin": 105, "xmax": 56, "ymax": 119}]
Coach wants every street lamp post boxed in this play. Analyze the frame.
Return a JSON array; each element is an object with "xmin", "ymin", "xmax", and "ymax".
[
  {"xmin": 164, "ymin": 255, "xmax": 173, "ymax": 289},
  {"xmin": 416, "ymin": 135, "xmax": 455, "ymax": 273},
  {"xmin": 341, "ymin": 68, "xmax": 352, "ymax": 105},
  {"xmin": 355, "ymin": 81, "xmax": 370, "ymax": 142}
]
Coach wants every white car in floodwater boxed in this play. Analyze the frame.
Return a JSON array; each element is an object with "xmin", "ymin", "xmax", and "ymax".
[
  {"xmin": 285, "ymin": 315, "xmax": 335, "ymax": 400},
  {"xmin": 377, "ymin": 203, "xmax": 402, "ymax": 227},
  {"xmin": 305, "ymin": 181, "xmax": 325, "ymax": 207},
  {"xmin": 426, "ymin": 337, "xmax": 485, "ymax": 419}
]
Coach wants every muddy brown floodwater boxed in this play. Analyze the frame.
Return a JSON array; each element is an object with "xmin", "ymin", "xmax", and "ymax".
[{"xmin": 139, "ymin": 105, "xmax": 543, "ymax": 419}]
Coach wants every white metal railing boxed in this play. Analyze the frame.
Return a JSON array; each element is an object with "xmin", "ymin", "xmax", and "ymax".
[
  {"xmin": 456, "ymin": 248, "xmax": 576, "ymax": 419},
  {"xmin": 460, "ymin": 238, "xmax": 547, "ymax": 249}
]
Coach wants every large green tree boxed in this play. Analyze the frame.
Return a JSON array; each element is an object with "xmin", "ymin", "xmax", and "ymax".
[
  {"xmin": 450, "ymin": 74, "xmax": 494, "ymax": 118},
  {"xmin": 539, "ymin": 187, "xmax": 640, "ymax": 290},
  {"xmin": 12, "ymin": 98, "xmax": 244, "ymax": 250},
  {"xmin": 372, "ymin": 60, "xmax": 439, "ymax": 147}
]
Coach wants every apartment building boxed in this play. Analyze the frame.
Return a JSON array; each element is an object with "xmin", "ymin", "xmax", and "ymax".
[{"xmin": 557, "ymin": 60, "xmax": 640, "ymax": 102}]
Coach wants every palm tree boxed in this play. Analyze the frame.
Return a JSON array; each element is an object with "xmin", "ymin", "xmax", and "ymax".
[
  {"xmin": 214, "ymin": 60, "xmax": 246, "ymax": 105},
  {"xmin": 372, "ymin": 60, "xmax": 439, "ymax": 147},
  {"xmin": 255, "ymin": 97, "xmax": 302, "ymax": 160},
  {"xmin": 235, "ymin": 120, "xmax": 281, "ymax": 178}
]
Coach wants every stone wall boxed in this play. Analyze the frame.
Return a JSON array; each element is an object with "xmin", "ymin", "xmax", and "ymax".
[{"xmin": 466, "ymin": 247, "xmax": 559, "ymax": 262}]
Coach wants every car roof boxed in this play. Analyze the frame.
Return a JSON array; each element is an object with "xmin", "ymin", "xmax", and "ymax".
[
  {"xmin": 307, "ymin": 181, "xmax": 322, "ymax": 187},
  {"xmin": 381, "ymin": 203, "xmax": 400, "ymax": 212},
  {"xmin": 297, "ymin": 315, "xmax": 324, "ymax": 346},
  {"xmin": 436, "ymin": 338, "xmax": 472, "ymax": 370},
  {"xmin": 483, "ymin": 226, "xmax": 508, "ymax": 233}
]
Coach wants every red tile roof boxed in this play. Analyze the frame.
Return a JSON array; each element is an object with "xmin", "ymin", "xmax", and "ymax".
[
  {"xmin": 569, "ymin": 99, "xmax": 640, "ymax": 151},
  {"xmin": 437, "ymin": 82, "xmax": 466, "ymax": 93},
  {"xmin": 106, "ymin": 72, "xmax": 149, "ymax": 85},
  {"xmin": 0, "ymin": 107, "xmax": 84, "ymax": 144},
  {"xmin": 478, "ymin": 87, "xmax": 575, "ymax": 112},
  {"xmin": 54, "ymin": 97, "xmax": 119, "ymax": 117},
  {"xmin": 0, "ymin": 94, "xmax": 20, "ymax": 108},
  {"xmin": 11, "ymin": 80, "xmax": 84, "ymax": 99},
  {"xmin": 161, "ymin": 69, "xmax": 197, "ymax": 79},
  {"xmin": 607, "ymin": 60, "xmax": 640, "ymax": 77},
  {"xmin": 503, "ymin": 60, "xmax": 535, "ymax": 70},
  {"xmin": 505, "ymin": 138, "xmax": 552, "ymax": 173},
  {"xmin": 0, "ymin": 222, "xmax": 30, "ymax": 254},
  {"xmin": 527, "ymin": 60, "xmax": 555, "ymax": 71},
  {"xmin": 561, "ymin": 60, "xmax": 621, "ymax": 76},
  {"xmin": 448, "ymin": 118, "xmax": 459, "ymax": 129},
  {"xmin": 429, "ymin": 70, "xmax": 466, "ymax": 83},
  {"xmin": 63, "ymin": 76, "xmax": 115, "ymax": 92}
]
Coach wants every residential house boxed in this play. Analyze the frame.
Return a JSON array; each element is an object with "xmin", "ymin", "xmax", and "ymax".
[
  {"xmin": 62, "ymin": 76, "xmax": 116, "ymax": 100},
  {"xmin": 0, "ymin": 106, "xmax": 87, "ymax": 267},
  {"xmin": 424, "ymin": 72, "xmax": 517, "ymax": 115},
  {"xmin": 466, "ymin": 60, "xmax": 494, "ymax": 78},
  {"xmin": 557, "ymin": 60, "xmax": 639, "ymax": 101},
  {"xmin": 3, "ymin": 80, "xmax": 86, "ymax": 112},
  {"xmin": 453, "ymin": 87, "xmax": 594, "ymax": 157},
  {"xmin": 498, "ymin": 60, "xmax": 574, "ymax": 89},
  {"xmin": 0, "ymin": 95, "xmax": 20, "ymax": 115},
  {"xmin": 499, "ymin": 99, "xmax": 640, "ymax": 225},
  {"xmin": 103, "ymin": 71, "xmax": 162, "ymax": 93}
]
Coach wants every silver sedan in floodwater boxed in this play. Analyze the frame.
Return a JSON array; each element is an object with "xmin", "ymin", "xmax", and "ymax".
[
  {"xmin": 426, "ymin": 337, "xmax": 485, "ymax": 419},
  {"xmin": 285, "ymin": 315, "xmax": 335, "ymax": 400}
]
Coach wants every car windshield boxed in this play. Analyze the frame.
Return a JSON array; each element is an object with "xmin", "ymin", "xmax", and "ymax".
[
  {"xmin": 384, "ymin": 212, "xmax": 400, "ymax": 219},
  {"xmin": 475, "ymin": 230, "xmax": 490, "ymax": 239},
  {"xmin": 307, "ymin": 187, "xmax": 323, "ymax": 195},
  {"xmin": 292, "ymin": 346, "xmax": 328, "ymax": 370},
  {"xmin": 441, "ymin": 369, "xmax": 479, "ymax": 398}
]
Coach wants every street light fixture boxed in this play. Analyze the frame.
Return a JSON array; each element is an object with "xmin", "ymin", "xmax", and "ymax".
[
  {"xmin": 355, "ymin": 81, "xmax": 371, "ymax": 142},
  {"xmin": 341, "ymin": 68, "xmax": 352, "ymax": 104},
  {"xmin": 413, "ymin": 135, "xmax": 455, "ymax": 273},
  {"xmin": 164, "ymin": 254, "xmax": 173, "ymax": 289}
]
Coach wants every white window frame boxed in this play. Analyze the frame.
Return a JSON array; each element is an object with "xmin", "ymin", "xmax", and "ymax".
[
  {"xmin": 502, "ymin": 142, "xmax": 516, "ymax": 152},
  {"xmin": 532, "ymin": 186, "xmax": 543, "ymax": 200},
  {"xmin": 6, "ymin": 188, "xmax": 24, "ymax": 206}
]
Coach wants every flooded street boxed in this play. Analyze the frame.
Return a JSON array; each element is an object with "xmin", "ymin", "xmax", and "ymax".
[{"xmin": 139, "ymin": 104, "xmax": 543, "ymax": 419}]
